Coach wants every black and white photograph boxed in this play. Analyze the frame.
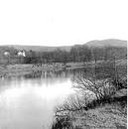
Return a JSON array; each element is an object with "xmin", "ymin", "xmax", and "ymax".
[{"xmin": 0, "ymin": 0, "xmax": 127, "ymax": 129}]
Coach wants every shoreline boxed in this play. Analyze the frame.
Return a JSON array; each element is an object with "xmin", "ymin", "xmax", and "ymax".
[{"xmin": 0, "ymin": 59, "xmax": 126, "ymax": 79}]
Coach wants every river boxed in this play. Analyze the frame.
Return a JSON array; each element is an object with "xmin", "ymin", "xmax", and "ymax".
[{"xmin": 0, "ymin": 69, "xmax": 83, "ymax": 129}]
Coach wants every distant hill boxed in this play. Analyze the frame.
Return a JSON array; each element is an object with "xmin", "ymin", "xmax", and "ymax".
[
  {"xmin": 0, "ymin": 39, "xmax": 127, "ymax": 64},
  {"xmin": 9, "ymin": 45, "xmax": 72, "ymax": 52},
  {"xmin": 0, "ymin": 39, "xmax": 127, "ymax": 53},
  {"xmin": 85, "ymin": 39, "xmax": 127, "ymax": 48}
]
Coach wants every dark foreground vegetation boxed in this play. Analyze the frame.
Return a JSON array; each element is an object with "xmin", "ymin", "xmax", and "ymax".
[{"xmin": 52, "ymin": 59, "xmax": 127, "ymax": 129}]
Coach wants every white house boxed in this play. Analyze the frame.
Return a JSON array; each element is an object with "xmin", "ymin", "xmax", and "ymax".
[
  {"xmin": 17, "ymin": 50, "xmax": 26, "ymax": 57},
  {"xmin": 4, "ymin": 51, "xmax": 10, "ymax": 56}
]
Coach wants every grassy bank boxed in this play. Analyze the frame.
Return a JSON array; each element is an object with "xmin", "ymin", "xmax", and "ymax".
[
  {"xmin": 0, "ymin": 63, "xmax": 66, "ymax": 78},
  {"xmin": 0, "ymin": 59, "xmax": 126, "ymax": 79},
  {"xmin": 71, "ymin": 99, "xmax": 126, "ymax": 129},
  {"xmin": 52, "ymin": 59, "xmax": 127, "ymax": 129},
  {"xmin": 52, "ymin": 90, "xmax": 127, "ymax": 129}
]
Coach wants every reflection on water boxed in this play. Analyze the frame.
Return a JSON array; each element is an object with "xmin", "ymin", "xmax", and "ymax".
[
  {"xmin": 0, "ymin": 70, "xmax": 76, "ymax": 129},
  {"xmin": 0, "ymin": 66, "xmax": 109, "ymax": 129}
]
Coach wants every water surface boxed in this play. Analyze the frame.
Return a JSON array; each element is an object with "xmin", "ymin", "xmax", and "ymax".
[{"xmin": 0, "ymin": 70, "xmax": 77, "ymax": 129}]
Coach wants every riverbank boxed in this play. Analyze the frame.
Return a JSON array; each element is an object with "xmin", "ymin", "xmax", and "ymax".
[
  {"xmin": 72, "ymin": 100, "xmax": 127, "ymax": 129},
  {"xmin": 0, "ymin": 59, "xmax": 126, "ymax": 79},
  {"xmin": 0, "ymin": 63, "xmax": 65, "ymax": 78},
  {"xmin": 73, "ymin": 89, "xmax": 127, "ymax": 129},
  {"xmin": 51, "ymin": 58, "xmax": 127, "ymax": 129},
  {"xmin": 52, "ymin": 89, "xmax": 127, "ymax": 129}
]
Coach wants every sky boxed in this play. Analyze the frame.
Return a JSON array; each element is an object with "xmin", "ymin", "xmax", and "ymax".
[{"xmin": 0, "ymin": 0, "xmax": 127, "ymax": 46}]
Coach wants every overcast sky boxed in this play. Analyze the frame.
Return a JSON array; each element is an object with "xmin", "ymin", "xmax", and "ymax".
[{"xmin": 0, "ymin": 0, "xmax": 127, "ymax": 46}]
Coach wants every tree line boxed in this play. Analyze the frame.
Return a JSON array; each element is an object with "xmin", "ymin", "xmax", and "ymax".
[
  {"xmin": 24, "ymin": 45, "xmax": 126, "ymax": 64},
  {"xmin": 0, "ymin": 45, "xmax": 126, "ymax": 65}
]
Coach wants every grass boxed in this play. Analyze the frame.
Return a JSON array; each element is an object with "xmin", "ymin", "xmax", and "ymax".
[
  {"xmin": 0, "ymin": 63, "xmax": 66, "ymax": 78},
  {"xmin": 72, "ymin": 102, "xmax": 127, "ymax": 129},
  {"xmin": 0, "ymin": 59, "xmax": 126, "ymax": 78},
  {"xmin": 53, "ymin": 92, "xmax": 127, "ymax": 129}
]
